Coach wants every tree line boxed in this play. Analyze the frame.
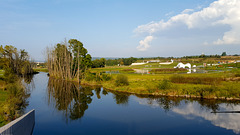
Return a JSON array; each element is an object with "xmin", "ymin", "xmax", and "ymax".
[{"xmin": 0, "ymin": 45, "xmax": 34, "ymax": 82}]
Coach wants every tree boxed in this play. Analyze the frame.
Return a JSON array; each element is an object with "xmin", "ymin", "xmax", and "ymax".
[
  {"xmin": 0, "ymin": 45, "xmax": 33, "ymax": 79},
  {"xmin": 47, "ymin": 39, "xmax": 92, "ymax": 82},
  {"xmin": 221, "ymin": 52, "xmax": 227, "ymax": 56},
  {"xmin": 92, "ymin": 58, "xmax": 106, "ymax": 68}
]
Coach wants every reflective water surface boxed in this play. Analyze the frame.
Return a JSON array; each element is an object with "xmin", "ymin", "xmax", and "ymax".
[{"xmin": 25, "ymin": 72, "xmax": 240, "ymax": 135}]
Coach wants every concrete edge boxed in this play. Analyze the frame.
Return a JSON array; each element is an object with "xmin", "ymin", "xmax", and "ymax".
[{"xmin": 0, "ymin": 109, "xmax": 35, "ymax": 133}]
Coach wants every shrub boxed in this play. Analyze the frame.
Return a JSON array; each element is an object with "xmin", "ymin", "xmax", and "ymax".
[
  {"xmin": 85, "ymin": 72, "xmax": 112, "ymax": 82},
  {"xmin": 85, "ymin": 72, "xmax": 96, "ymax": 81},
  {"xmin": 115, "ymin": 75, "xmax": 129, "ymax": 86},
  {"xmin": 101, "ymin": 73, "xmax": 112, "ymax": 81},
  {"xmin": 158, "ymin": 79, "xmax": 172, "ymax": 90}
]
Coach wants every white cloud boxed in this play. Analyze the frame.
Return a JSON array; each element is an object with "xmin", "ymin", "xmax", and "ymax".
[
  {"xmin": 137, "ymin": 36, "xmax": 153, "ymax": 51},
  {"xmin": 181, "ymin": 9, "xmax": 194, "ymax": 14},
  {"xmin": 136, "ymin": 98, "xmax": 240, "ymax": 134},
  {"xmin": 135, "ymin": 0, "xmax": 240, "ymax": 51}
]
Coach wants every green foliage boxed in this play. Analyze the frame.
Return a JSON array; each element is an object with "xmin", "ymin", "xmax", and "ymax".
[
  {"xmin": 3, "ymin": 68, "xmax": 17, "ymax": 83},
  {"xmin": 0, "ymin": 45, "xmax": 33, "ymax": 77},
  {"xmin": 68, "ymin": 39, "xmax": 92, "ymax": 70},
  {"xmin": 145, "ymin": 83, "xmax": 157, "ymax": 93},
  {"xmin": 158, "ymin": 79, "xmax": 172, "ymax": 90},
  {"xmin": 221, "ymin": 52, "xmax": 227, "ymax": 56},
  {"xmin": 105, "ymin": 59, "xmax": 119, "ymax": 66},
  {"xmin": 85, "ymin": 72, "xmax": 112, "ymax": 82},
  {"xmin": 85, "ymin": 72, "xmax": 96, "ymax": 81},
  {"xmin": 115, "ymin": 74, "xmax": 129, "ymax": 86},
  {"xmin": 92, "ymin": 58, "xmax": 106, "ymax": 68},
  {"xmin": 231, "ymin": 69, "xmax": 240, "ymax": 77},
  {"xmin": 0, "ymin": 89, "xmax": 8, "ymax": 104},
  {"xmin": 101, "ymin": 73, "xmax": 112, "ymax": 81},
  {"xmin": 0, "ymin": 81, "xmax": 30, "ymax": 126},
  {"xmin": 7, "ymin": 83, "xmax": 23, "ymax": 98},
  {"xmin": 105, "ymin": 57, "xmax": 137, "ymax": 66},
  {"xmin": 48, "ymin": 39, "xmax": 92, "ymax": 80}
]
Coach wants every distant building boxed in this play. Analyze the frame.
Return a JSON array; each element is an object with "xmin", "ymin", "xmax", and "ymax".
[
  {"xmin": 147, "ymin": 60, "xmax": 160, "ymax": 63},
  {"xmin": 174, "ymin": 63, "xmax": 191, "ymax": 69},
  {"xmin": 159, "ymin": 59, "xmax": 174, "ymax": 65},
  {"xmin": 131, "ymin": 63, "xmax": 146, "ymax": 66}
]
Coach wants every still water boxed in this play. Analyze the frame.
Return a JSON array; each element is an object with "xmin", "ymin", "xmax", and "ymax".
[{"xmin": 25, "ymin": 72, "xmax": 240, "ymax": 135}]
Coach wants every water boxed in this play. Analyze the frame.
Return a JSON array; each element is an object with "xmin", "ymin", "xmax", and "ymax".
[{"xmin": 25, "ymin": 72, "xmax": 240, "ymax": 135}]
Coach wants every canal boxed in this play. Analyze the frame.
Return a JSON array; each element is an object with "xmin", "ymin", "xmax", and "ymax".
[{"xmin": 25, "ymin": 72, "xmax": 240, "ymax": 135}]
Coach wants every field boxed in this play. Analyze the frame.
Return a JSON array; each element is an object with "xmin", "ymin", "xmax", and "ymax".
[
  {"xmin": 33, "ymin": 68, "xmax": 48, "ymax": 72},
  {"xmin": 84, "ymin": 61, "xmax": 240, "ymax": 100}
]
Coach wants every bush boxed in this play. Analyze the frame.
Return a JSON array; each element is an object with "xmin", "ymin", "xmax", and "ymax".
[
  {"xmin": 115, "ymin": 75, "xmax": 129, "ymax": 86},
  {"xmin": 158, "ymin": 79, "xmax": 172, "ymax": 90},
  {"xmin": 85, "ymin": 72, "xmax": 112, "ymax": 82},
  {"xmin": 85, "ymin": 72, "xmax": 96, "ymax": 81},
  {"xmin": 101, "ymin": 73, "xmax": 112, "ymax": 81}
]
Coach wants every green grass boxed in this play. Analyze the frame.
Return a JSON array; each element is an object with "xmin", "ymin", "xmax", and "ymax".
[
  {"xmin": 82, "ymin": 69, "xmax": 240, "ymax": 99},
  {"xmin": 33, "ymin": 68, "xmax": 48, "ymax": 72},
  {"xmin": 0, "ymin": 89, "xmax": 8, "ymax": 105},
  {"xmin": 130, "ymin": 62, "xmax": 178, "ymax": 69},
  {"xmin": 79, "ymin": 61, "xmax": 240, "ymax": 99}
]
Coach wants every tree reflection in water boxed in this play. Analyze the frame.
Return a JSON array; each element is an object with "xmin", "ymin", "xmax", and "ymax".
[
  {"xmin": 47, "ymin": 77, "xmax": 240, "ymax": 134},
  {"xmin": 112, "ymin": 92, "xmax": 130, "ymax": 105},
  {"xmin": 136, "ymin": 95, "xmax": 240, "ymax": 113},
  {"xmin": 135, "ymin": 95, "xmax": 240, "ymax": 133},
  {"xmin": 47, "ymin": 78, "xmax": 94, "ymax": 122}
]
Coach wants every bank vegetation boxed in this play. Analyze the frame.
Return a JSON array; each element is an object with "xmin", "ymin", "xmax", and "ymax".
[{"xmin": 0, "ymin": 45, "xmax": 34, "ymax": 127}]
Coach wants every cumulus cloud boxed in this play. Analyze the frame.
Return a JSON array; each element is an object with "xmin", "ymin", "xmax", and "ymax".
[
  {"xmin": 136, "ymin": 98, "xmax": 240, "ymax": 134},
  {"xmin": 181, "ymin": 9, "xmax": 194, "ymax": 14},
  {"xmin": 135, "ymin": 0, "xmax": 240, "ymax": 51},
  {"xmin": 137, "ymin": 35, "xmax": 153, "ymax": 51}
]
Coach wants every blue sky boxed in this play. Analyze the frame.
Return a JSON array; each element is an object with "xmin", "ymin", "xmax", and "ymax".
[{"xmin": 1, "ymin": 0, "xmax": 239, "ymax": 60}]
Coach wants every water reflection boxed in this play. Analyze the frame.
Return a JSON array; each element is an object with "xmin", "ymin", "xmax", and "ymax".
[
  {"xmin": 47, "ymin": 78, "xmax": 94, "ymax": 122},
  {"xmin": 136, "ymin": 96, "xmax": 240, "ymax": 134},
  {"xmin": 45, "ymin": 77, "xmax": 240, "ymax": 134},
  {"xmin": 112, "ymin": 92, "xmax": 130, "ymax": 105}
]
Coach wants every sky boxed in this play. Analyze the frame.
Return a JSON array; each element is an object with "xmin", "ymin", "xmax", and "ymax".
[{"xmin": 0, "ymin": 0, "xmax": 240, "ymax": 61}]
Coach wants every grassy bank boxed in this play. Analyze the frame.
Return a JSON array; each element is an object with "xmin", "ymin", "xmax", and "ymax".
[
  {"xmin": 33, "ymin": 68, "xmax": 48, "ymax": 72},
  {"xmin": 0, "ymin": 71, "xmax": 30, "ymax": 127},
  {"xmin": 0, "ymin": 89, "xmax": 9, "ymax": 126},
  {"xmin": 81, "ymin": 69, "xmax": 240, "ymax": 100}
]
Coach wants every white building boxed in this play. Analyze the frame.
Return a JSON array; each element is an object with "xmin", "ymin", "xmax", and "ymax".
[{"xmin": 174, "ymin": 63, "xmax": 191, "ymax": 69}]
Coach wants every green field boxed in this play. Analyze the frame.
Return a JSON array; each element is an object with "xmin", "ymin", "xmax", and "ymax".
[
  {"xmin": 83, "ymin": 63, "xmax": 240, "ymax": 100},
  {"xmin": 33, "ymin": 68, "xmax": 49, "ymax": 72}
]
